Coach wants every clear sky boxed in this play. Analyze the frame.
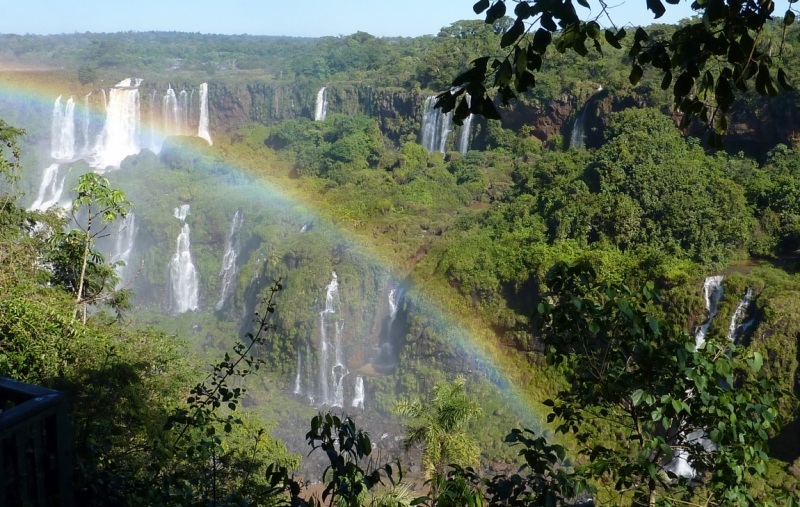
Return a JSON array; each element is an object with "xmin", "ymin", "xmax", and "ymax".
[{"xmin": 1, "ymin": 0, "xmax": 704, "ymax": 37}]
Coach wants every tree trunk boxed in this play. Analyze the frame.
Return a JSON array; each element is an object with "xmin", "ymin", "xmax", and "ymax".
[{"xmin": 73, "ymin": 220, "xmax": 92, "ymax": 322}]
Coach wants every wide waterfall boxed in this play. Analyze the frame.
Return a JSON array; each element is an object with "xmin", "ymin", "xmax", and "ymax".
[
  {"xmin": 352, "ymin": 376, "xmax": 364, "ymax": 409},
  {"xmin": 314, "ymin": 87, "xmax": 328, "ymax": 122},
  {"xmin": 198, "ymin": 83, "xmax": 213, "ymax": 145},
  {"xmin": 51, "ymin": 96, "xmax": 76, "ymax": 160},
  {"xmin": 456, "ymin": 94, "xmax": 473, "ymax": 154},
  {"xmin": 695, "ymin": 275, "xmax": 724, "ymax": 349},
  {"xmin": 163, "ymin": 86, "xmax": 180, "ymax": 137},
  {"xmin": 215, "ymin": 210, "xmax": 243, "ymax": 310},
  {"xmin": 420, "ymin": 96, "xmax": 453, "ymax": 154},
  {"xmin": 29, "ymin": 164, "xmax": 66, "ymax": 211},
  {"xmin": 168, "ymin": 205, "xmax": 199, "ymax": 314},
  {"xmin": 91, "ymin": 78, "xmax": 141, "ymax": 170},
  {"xmin": 317, "ymin": 272, "xmax": 348, "ymax": 407},
  {"xmin": 111, "ymin": 212, "xmax": 137, "ymax": 285},
  {"xmin": 726, "ymin": 287, "xmax": 754, "ymax": 343}
]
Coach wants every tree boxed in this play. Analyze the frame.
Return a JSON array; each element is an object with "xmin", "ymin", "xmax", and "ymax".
[
  {"xmin": 443, "ymin": 0, "xmax": 797, "ymax": 147},
  {"xmin": 393, "ymin": 377, "xmax": 483, "ymax": 489},
  {"xmin": 534, "ymin": 261, "xmax": 792, "ymax": 506},
  {"xmin": 50, "ymin": 173, "xmax": 132, "ymax": 322}
]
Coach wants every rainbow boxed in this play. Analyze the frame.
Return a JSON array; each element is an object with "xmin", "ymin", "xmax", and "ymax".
[{"xmin": 0, "ymin": 74, "xmax": 548, "ymax": 435}]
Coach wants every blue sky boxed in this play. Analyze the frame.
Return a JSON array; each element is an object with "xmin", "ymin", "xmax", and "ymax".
[{"xmin": 1, "ymin": 0, "xmax": 704, "ymax": 37}]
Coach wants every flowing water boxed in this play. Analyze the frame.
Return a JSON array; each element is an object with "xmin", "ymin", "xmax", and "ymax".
[
  {"xmin": 352, "ymin": 376, "xmax": 364, "ymax": 409},
  {"xmin": 694, "ymin": 275, "xmax": 724, "ymax": 349},
  {"xmin": 420, "ymin": 96, "xmax": 453, "ymax": 154},
  {"xmin": 569, "ymin": 105, "xmax": 588, "ymax": 150},
  {"xmin": 726, "ymin": 287, "xmax": 754, "ymax": 343},
  {"xmin": 316, "ymin": 272, "xmax": 348, "ymax": 406},
  {"xmin": 91, "ymin": 79, "xmax": 141, "ymax": 170},
  {"xmin": 168, "ymin": 205, "xmax": 199, "ymax": 314},
  {"xmin": 163, "ymin": 86, "xmax": 180, "ymax": 137},
  {"xmin": 198, "ymin": 83, "xmax": 213, "ymax": 145},
  {"xmin": 456, "ymin": 94, "xmax": 472, "ymax": 154},
  {"xmin": 82, "ymin": 93, "xmax": 91, "ymax": 156},
  {"xmin": 215, "ymin": 210, "xmax": 243, "ymax": 310},
  {"xmin": 29, "ymin": 164, "xmax": 66, "ymax": 211},
  {"xmin": 314, "ymin": 87, "xmax": 328, "ymax": 122},
  {"xmin": 111, "ymin": 212, "xmax": 137, "ymax": 286},
  {"xmin": 51, "ymin": 96, "xmax": 76, "ymax": 160}
]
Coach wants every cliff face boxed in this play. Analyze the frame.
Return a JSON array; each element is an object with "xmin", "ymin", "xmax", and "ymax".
[{"xmin": 207, "ymin": 78, "xmax": 800, "ymax": 155}]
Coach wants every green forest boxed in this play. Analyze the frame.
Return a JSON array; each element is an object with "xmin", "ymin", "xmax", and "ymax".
[{"xmin": 1, "ymin": 1, "xmax": 800, "ymax": 506}]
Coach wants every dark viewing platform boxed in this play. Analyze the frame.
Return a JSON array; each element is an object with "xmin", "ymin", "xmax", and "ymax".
[{"xmin": 0, "ymin": 377, "xmax": 73, "ymax": 507}]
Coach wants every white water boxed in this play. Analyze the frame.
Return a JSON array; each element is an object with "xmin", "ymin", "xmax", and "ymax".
[
  {"xmin": 179, "ymin": 90, "xmax": 189, "ymax": 134},
  {"xmin": 456, "ymin": 94, "xmax": 473, "ymax": 154},
  {"xmin": 82, "ymin": 93, "xmax": 91, "ymax": 156},
  {"xmin": 215, "ymin": 210, "xmax": 243, "ymax": 310},
  {"xmin": 695, "ymin": 276, "xmax": 724, "ymax": 349},
  {"xmin": 198, "ymin": 83, "xmax": 213, "ymax": 145},
  {"xmin": 91, "ymin": 79, "xmax": 141, "ymax": 170},
  {"xmin": 317, "ymin": 272, "xmax": 348, "ymax": 406},
  {"xmin": 29, "ymin": 164, "xmax": 66, "ymax": 211},
  {"xmin": 314, "ymin": 87, "xmax": 328, "ymax": 122},
  {"xmin": 352, "ymin": 376, "xmax": 364, "ymax": 409},
  {"xmin": 726, "ymin": 287, "xmax": 754, "ymax": 343},
  {"xmin": 51, "ymin": 96, "xmax": 76, "ymax": 160},
  {"xmin": 163, "ymin": 86, "xmax": 180, "ymax": 137},
  {"xmin": 168, "ymin": 205, "xmax": 199, "ymax": 314},
  {"xmin": 111, "ymin": 212, "xmax": 136, "ymax": 285},
  {"xmin": 294, "ymin": 351, "xmax": 303, "ymax": 395},
  {"xmin": 420, "ymin": 96, "xmax": 453, "ymax": 154},
  {"xmin": 569, "ymin": 105, "xmax": 587, "ymax": 150}
]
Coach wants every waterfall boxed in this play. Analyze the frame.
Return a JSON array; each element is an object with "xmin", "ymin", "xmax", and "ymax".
[
  {"xmin": 198, "ymin": 83, "xmax": 213, "ymax": 145},
  {"xmin": 82, "ymin": 93, "xmax": 91, "ymax": 156},
  {"xmin": 179, "ymin": 90, "xmax": 189, "ymax": 134},
  {"xmin": 364, "ymin": 85, "xmax": 372, "ymax": 116},
  {"xmin": 215, "ymin": 210, "xmax": 244, "ymax": 311},
  {"xmin": 148, "ymin": 90, "xmax": 159, "ymax": 152},
  {"xmin": 29, "ymin": 164, "xmax": 66, "ymax": 211},
  {"xmin": 352, "ymin": 376, "xmax": 364, "ymax": 409},
  {"xmin": 51, "ymin": 96, "xmax": 76, "ymax": 160},
  {"xmin": 163, "ymin": 86, "xmax": 179, "ymax": 137},
  {"xmin": 695, "ymin": 276, "xmax": 724, "ymax": 350},
  {"xmin": 420, "ymin": 96, "xmax": 453, "ymax": 154},
  {"xmin": 91, "ymin": 79, "xmax": 141, "ymax": 170},
  {"xmin": 111, "ymin": 212, "xmax": 136, "ymax": 285},
  {"xmin": 168, "ymin": 205, "xmax": 199, "ymax": 314},
  {"xmin": 314, "ymin": 87, "xmax": 328, "ymax": 122},
  {"xmin": 569, "ymin": 106, "xmax": 588, "ymax": 150},
  {"xmin": 189, "ymin": 88, "xmax": 195, "ymax": 125},
  {"xmin": 456, "ymin": 94, "xmax": 473, "ymax": 154},
  {"xmin": 294, "ymin": 351, "xmax": 303, "ymax": 395},
  {"xmin": 318, "ymin": 272, "xmax": 348, "ymax": 406},
  {"xmin": 726, "ymin": 287, "xmax": 754, "ymax": 343}
]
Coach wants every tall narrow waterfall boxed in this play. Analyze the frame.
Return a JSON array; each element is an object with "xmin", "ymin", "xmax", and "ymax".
[
  {"xmin": 29, "ymin": 164, "xmax": 66, "ymax": 211},
  {"xmin": 179, "ymin": 90, "xmax": 189, "ymax": 134},
  {"xmin": 726, "ymin": 287, "xmax": 754, "ymax": 343},
  {"xmin": 420, "ymin": 96, "xmax": 453, "ymax": 154},
  {"xmin": 352, "ymin": 376, "xmax": 364, "ymax": 409},
  {"xmin": 314, "ymin": 87, "xmax": 328, "ymax": 121},
  {"xmin": 198, "ymin": 83, "xmax": 212, "ymax": 145},
  {"xmin": 91, "ymin": 79, "xmax": 141, "ymax": 170},
  {"xmin": 163, "ymin": 86, "xmax": 180, "ymax": 137},
  {"xmin": 317, "ymin": 272, "xmax": 348, "ymax": 406},
  {"xmin": 215, "ymin": 210, "xmax": 243, "ymax": 310},
  {"xmin": 294, "ymin": 351, "xmax": 303, "ymax": 395},
  {"xmin": 168, "ymin": 204, "xmax": 199, "ymax": 314},
  {"xmin": 82, "ymin": 93, "xmax": 91, "ymax": 156},
  {"xmin": 111, "ymin": 212, "xmax": 136, "ymax": 285},
  {"xmin": 51, "ymin": 96, "xmax": 76, "ymax": 160},
  {"xmin": 377, "ymin": 285, "xmax": 402, "ymax": 369},
  {"xmin": 456, "ymin": 95, "xmax": 473, "ymax": 154},
  {"xmin": 148, "ymin": 90, "xmax": 159, "ymax": 152},
  {"xmin": 695, "ymin": 276, "xmax": 724, "ymax": 349},
  {"xmin": 569, "ymin": 106, "xmax": 588, "ymax": 150}
]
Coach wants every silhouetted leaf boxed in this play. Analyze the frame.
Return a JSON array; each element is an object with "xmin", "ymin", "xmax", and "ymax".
[
  {"xmin": 629, "ymin": 64, "xmax": 643, "ymax": 85},
  {"xmin": 501, "ymin": 18, "xmax": 525, "ymax": 48},
  {"xmin": 473, "ymin": 0, "xmax": 490, "ymax": 14}
]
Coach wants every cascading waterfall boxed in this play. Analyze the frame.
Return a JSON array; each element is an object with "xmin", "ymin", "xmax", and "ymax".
[
  {"xmin": 215, "ymin": 210, "xmax": 243, "ymax": 310},
  {"xmin": 456, "ymin": 94, "xmax": 473, "ymax": 154},
  {"xmin": 51, "ymin": 96, "xmax": 76, "ymax": 160},
  {"xmin": 179, "ymin": 90, "xmax": 189, "ymax": 134},
  {"xmin": 294, "ymin": 351, "xmax": 303, "ymax": 395},
  {"xmin": 726, "ymin": 287, "xmax": 754, "ymax": 343},
  {"xmin": 29, "ymin": 164, "xmax": 66, "ymax": 211},
  {"xmin": 91, "ymin": 79, "xmax": 141, "ymax": 170},
  {"xmin": 82, "ymin": 93, "xmax": 91, "ymax": 155},
  {"xmin": 163, "ymin": 86, "xmax": 180, "ymax": 137},
  {"xmin": 420, "ymin": 96, "xmax": 453, "ymax": 154},
  {"xmin": 352, "ymin": 376, "xmax": 364, "ymax": 409},
  {"xmin": 314, "ymin": 87, "xmax": 328, "ymax": 122},
  {"xmin": 694, "ymin": 276, "xmax": 724, "ymax": 349},
  {"xmin": 111, "ymin": 212, "xmax": 136, "ymax": 285},
  {"xmin": 168, "ymin": 205, "xmax": 199, "ymax": 314},
  {"xmin": 317, "ymin": 272, "xmax": 348, "ymax": 406},
  {"xmin": 198, "ymin": 83, "xmax": 213, "ymax": 145}
]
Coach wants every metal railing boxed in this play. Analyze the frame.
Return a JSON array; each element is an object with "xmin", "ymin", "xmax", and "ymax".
[{"xmin": 0, "ymin": 377, "xmax": 73, "ymax": 507}]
